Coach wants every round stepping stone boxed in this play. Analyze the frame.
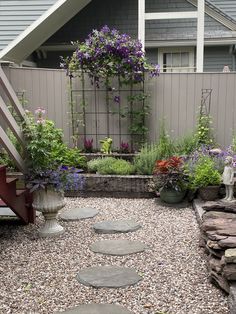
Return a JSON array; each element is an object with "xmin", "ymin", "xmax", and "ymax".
[
  {"xmin": 90, "ymin": 239, "xmax": 146, "ymax": 256},
  {"xmin": 77, "ymin": 266, "xmax": 142, "ymax": 288},
  {"xmin": 93, "ymin": 219, "xmax": 141, "ymax": 234},
  {"xmin": 59, "ymin": 304, "xmax": 132, "ymax": 314},
  {"xmin": 60, "ymin": 207, "xmax": 99, "ymax": 221}
]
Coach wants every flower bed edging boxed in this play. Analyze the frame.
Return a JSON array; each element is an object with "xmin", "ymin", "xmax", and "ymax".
[{"xmin": 65, "ymin": 174, "xmax": 154, "ymax": 198}]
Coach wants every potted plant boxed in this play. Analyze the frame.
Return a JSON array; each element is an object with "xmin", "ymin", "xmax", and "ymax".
[
  {"xmin": 188, "ymin": 155, "xmax": 221, "ymax": 201},
  {"xmin": 153, "ymin": 156, "xmax": 188, "ymax": 204},
  {"xmin": 22, "ymin": 108, "xmax": 84, "ymax": 237}
]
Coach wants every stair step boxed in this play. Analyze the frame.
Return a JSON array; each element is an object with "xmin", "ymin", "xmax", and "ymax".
[
  {"xmin": 6, "ymin": 178, "xmax": 18, "ymax": 189},
  {"xmin": 16, "ymin": 189, "xmax": 26, "ymax": 197},
  {"xmin": 0, "ymin": 199, "xmax": 6, "ymax": 206}
]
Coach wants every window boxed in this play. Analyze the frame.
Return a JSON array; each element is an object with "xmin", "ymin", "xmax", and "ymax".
[{"xmin": 158, "ymin": 47, "xmax": 195, "ymax": 73}]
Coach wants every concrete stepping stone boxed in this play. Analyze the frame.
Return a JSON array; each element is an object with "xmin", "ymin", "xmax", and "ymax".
[
  {"xmin": 59, "ymin": 304, "xmax": 132, "ymax": 314},
  {"xmin": 90, "ymin": 239, "xmax": 146, "ymax": 256},
  {"xmin": 93, "ymin": 219, "xmax": 141, "ymax": 234},
  {"xmin": 60, "ymin": 207, "xmax": 99, "ymax": 221},
  {"xmin": 77, "ymin": 266, "xmax": 142, "ymax": 288}
]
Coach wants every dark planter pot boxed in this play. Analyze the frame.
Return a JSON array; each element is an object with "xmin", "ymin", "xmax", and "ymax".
[
  {"xmin": 198, "ymin": 186, "xmax": 219, "ymax": 201},
  {"xmin": 159, "ymin": 188, "xmax": 186, "ymax": 204}
]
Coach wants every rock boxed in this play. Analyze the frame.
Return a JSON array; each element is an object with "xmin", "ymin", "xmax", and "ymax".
[
  {"xmin": 202, "ymin": 201, "xmax": 225, "ymax": 211},
  {"xmin": 77, "ymin": 266, "xmax": 142, "ymax": 288},
  {"xmin": 218, "ymin": 237, "xmax": 236, "ymax": 248},
  {"xmin": 90, "ymin": 239, "xmax": 146, "ymax": 256},
  {"xmin": 203, "ymin": 211, "xmax": 236, "ymax": 220},
  {"xmin": 207, "ymin": 240, "xmax": 221, "ymax": 250},
  {"xmin": 93, "ymin": 219, "xmax": 141, "ymax": 234},
  {"xmin": 229, "ymin": 283, "xmax": 236, "ymax": 314},
  {"xmin": 210, "ymin": 270, "xmax": 230, "ymax": 293},
  {"xmin": 208, "ymin": 256, "xmax": 222, "ymax": 274},
  {"xmin": 225, "ymin": 249, "xmax": 236, "ymax": 264},
  {"xmin": 209, "ymin": 148, "xmax": 222, "ymax": 155},
  {"xmin": 58, "ymin": 304, "xmax": 133, "ymax": 314},
  {"xmin": 223, "ymin": 264, "xmax": 236, "ymax": 280},
  {"xmin": 206, "ymin": 232, "xmax": 227, "ymax": 241},
  {"xmin": 202, "ymin": 211, "xmax": 236, "ymax": 236},
  {"xmin": 205, "ymin": 246, "xmax": 225, "ymax": 258},
  {"xmin": 60, "ymin": 207, "xmax": 99, "ymax": 221}
]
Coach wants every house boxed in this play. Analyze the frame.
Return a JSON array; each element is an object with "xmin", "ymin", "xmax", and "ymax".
[
  {"xmin": 1, "ymin": 0, "xmax": 236, "ymax": 72},
  {"xmin": 0, "ymin": 0, "xmax": 236, "ymax": 72}
]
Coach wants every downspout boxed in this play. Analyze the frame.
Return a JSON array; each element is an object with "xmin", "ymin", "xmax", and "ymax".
[{"xmin": 230, "ymin": 45, "xmax": 236, "ymax": 71}]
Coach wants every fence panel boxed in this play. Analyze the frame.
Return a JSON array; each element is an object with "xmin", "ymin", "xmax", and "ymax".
[{"xmin": 4, "ymin": 66, "xmax": 236, "ymax": 147}]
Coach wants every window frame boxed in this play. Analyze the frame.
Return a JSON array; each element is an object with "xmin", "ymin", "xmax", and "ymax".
[{"xmin": 158, "ymin": 47, "xmax": 195, "ymax": 73}]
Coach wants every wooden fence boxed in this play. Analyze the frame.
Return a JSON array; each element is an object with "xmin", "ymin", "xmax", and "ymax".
[{"xmin": 3, "ymin": 66, "xmax": 236, "ymax": 148}]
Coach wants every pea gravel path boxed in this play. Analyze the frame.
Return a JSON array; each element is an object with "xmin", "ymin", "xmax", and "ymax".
[{"xmin": 0, "ymin": 198, "xmax": 229, "ymax": 314}]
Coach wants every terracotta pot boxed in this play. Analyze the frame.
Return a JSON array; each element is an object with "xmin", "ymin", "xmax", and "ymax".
[{"xmin": 33, "ymin": 188, "xmax": 65, "ymax": 237}]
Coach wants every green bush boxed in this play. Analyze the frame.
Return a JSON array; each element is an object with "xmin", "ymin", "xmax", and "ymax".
[
  {"xmin": 87, "ymin": 157, "xmax": 134, "ymax": 175},
  {"xmin": 189, "ymin": 156, "xmax": 221, "ymax": 189},
  {"xmin": 175, "ymin": 133, "xmax": 197, "ymax": 156},
  {"xmin": 134, "ymin": 144, "xmax": 160, "ymax": 175},
  {"xmin": 134, "ymin": 121, "xmax": 175, "ymax": 175},
  {"xmin": 0, "ymin": 129, "xmax": 23, "ymax": 171},
  {"xmin": 98, "ymin": 158, "xmax": 134, "ymax": 175},
  {"xmin": 87, "ymin": 157, "xmax": 108, "ymax": 173}
]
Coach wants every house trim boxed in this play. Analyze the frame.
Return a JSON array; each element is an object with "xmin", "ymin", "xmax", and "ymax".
[
  {"xmin": 187, "ymin": 0, "xmax": 236, "ymax": 31},
  {"xmin": 145, "ymin": 39, "xmax": 236, "ymax": 48},
  {"xmin": 138, "ymin": 0, "xmax": 205, "ymax": 72},
  {"xmin": 0, "ymin": 0, "xmax": 91, "ymax": 64},
  {"xmin": 145, "ymin": 12, "xmax": 198, "ymax": 20}
]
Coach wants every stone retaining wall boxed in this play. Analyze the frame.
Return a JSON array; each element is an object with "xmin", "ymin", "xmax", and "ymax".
[
  {"xmin": 65, "ymin": 174, "xmax": 154, "ymax": 198},
  {"xmin": 193, "ymin": 199, "xmax": 236, "ymax": 314}
]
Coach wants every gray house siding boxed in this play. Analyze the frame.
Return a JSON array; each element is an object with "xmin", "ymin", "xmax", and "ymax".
[
  {"xmin": 209, "ymin": 0, "xmax": 236, "ymax": 20},
  {"xmin": 204, "ymin": 46, "xmax": 234, "ymax": 72},
  {"xmin": 45, "ymin": 0, "xmax": 230, "ymax": 45},
  {"xmin": 0, "ymin": 0, "xmax": 57, "ymax": 51},
  {"xmin": 35, "ymin": 0, "xmax": 235, "ymax": 72}
]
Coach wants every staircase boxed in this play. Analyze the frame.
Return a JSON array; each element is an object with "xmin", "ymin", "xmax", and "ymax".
[{"xmin": 0, "ymin": 165, "xmax": 35, "ymax": 224}]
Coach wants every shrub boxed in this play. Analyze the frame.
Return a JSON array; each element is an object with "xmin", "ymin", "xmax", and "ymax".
[
  {"xmin": 134, "ymin": 121, "xmax": 175, "ymax": 175},
  {"xmin": 175, "ymin": 133, "xmax": 198, "ymax": 156},
  {"xmin": 188, "ymin": 156, "xmax": 221, "ymax": 189},
  {"xmin": 87, "ymin": 157, "xmax": 107, "ymax": 173},
  {"xmin": 134, "ymin": 144, "xmax": 160, "ymax": 175},
  {"xmin": 87, "ymin": 157, "xmax": 134, "ymax": 175},
  {"xmin": 98, "ymin": 158, "xmax": 134, "ymax": 175}
]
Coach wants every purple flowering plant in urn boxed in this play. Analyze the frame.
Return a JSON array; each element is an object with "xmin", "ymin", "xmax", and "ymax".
[{"xmin": 22, "ymin": 108, "xmax": 84, "ymax": 237}]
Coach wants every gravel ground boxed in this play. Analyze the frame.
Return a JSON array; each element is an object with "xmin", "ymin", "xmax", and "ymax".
[{"xmin": 0, "ymin": 198, "xmax": 229, "ymax": 314}]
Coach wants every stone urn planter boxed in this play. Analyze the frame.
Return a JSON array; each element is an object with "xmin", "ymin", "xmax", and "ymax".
[
  {"xmin": 159, "ymin": 188, "xmax": 186, "ymax": 204},
  {"xmin": 32, "ymin": 188, "xmax": 65, "ymax": 237},
  {"xmin": 198, "ymin": 185, "xmax": 219, "ymax": 201}
]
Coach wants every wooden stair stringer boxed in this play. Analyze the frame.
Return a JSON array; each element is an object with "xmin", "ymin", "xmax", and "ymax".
[{"xmin": 0, "ymin": 165, "xmax": 35, "ymax": 224}]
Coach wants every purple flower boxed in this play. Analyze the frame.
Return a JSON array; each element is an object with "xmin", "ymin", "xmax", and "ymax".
[
  {"xmin": 84, "ymin": 138, "xmax": 93, "ymax": 153},
  {"xmin": 120, "ymin": 141, "xmax": 129, "ymax": 153},
  {"xmin": 113, "ymin": 95, "xmax": 120, "ymax": 104}
]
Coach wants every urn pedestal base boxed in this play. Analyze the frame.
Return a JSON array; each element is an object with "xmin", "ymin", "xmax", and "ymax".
[{"xmin": 33, "ymin": 189, "xmax": 65, "ymax": 238}]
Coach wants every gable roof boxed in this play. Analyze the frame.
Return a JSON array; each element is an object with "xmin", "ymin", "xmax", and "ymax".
[
  {"xmin": 209, "ymin": 0, "xmax": 236, "ymax": 21},
  {"xmin": 0, "ymin": 0, "xmax": 91, "ymax": 63},
  {"xmin": 0, "ymin": 0, "xmax": 58, "ymax": 52}
]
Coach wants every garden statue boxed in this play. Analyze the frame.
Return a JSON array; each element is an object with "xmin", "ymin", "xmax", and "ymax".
[
  {"xmin": 222, "ymin": 156, "xmax": 235, "ymax": 202},
  {"xmin": 100, "ymin": 137, "xmax": 112, "ymax": 154}
]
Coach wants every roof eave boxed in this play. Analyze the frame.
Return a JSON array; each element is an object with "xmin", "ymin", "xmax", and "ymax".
[{"xmin": 0, "ymin": 0, "xmax": 91, "ymax": 64}]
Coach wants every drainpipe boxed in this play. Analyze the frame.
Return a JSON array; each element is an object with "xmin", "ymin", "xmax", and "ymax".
[{"xmin": 229, "ymin": 45, "xmax": 236, "ymax": 71}]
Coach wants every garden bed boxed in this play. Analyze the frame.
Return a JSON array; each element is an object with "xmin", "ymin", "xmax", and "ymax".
[
  {"xmin": 7, "ymin": 172, "xmax": 154, "ymax": 198},
  {"xmin": 81, "ymin": 153, "xmax": 137, "ymax": 162},
  {"xmin": 65, "ymin": 174, "xmax": 154, "ymax": 198}
]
